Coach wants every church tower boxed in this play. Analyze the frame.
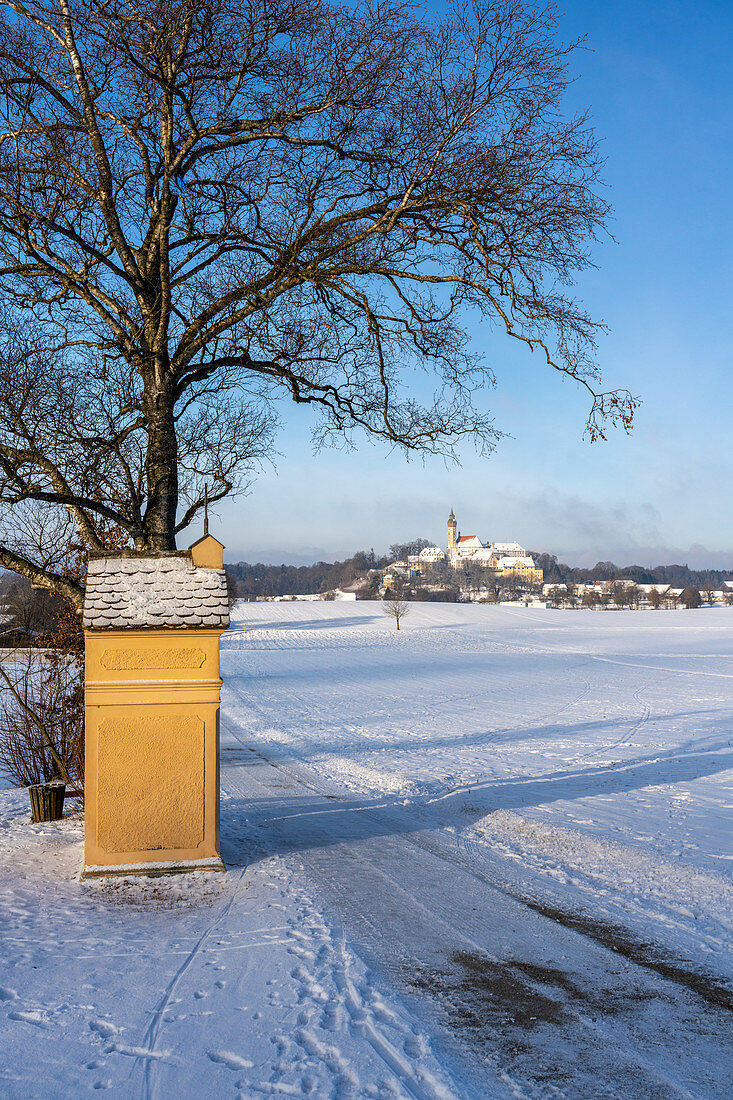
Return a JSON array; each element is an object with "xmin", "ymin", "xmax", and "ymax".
[{"xmin": 447, "ymin": 508, "xmax": 457, "ymax": 565}]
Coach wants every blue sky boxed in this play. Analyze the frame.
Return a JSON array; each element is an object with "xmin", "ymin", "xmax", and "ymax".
[{"xmin": 216, "ymin": 1, "xmax": 733, "ymax": 568}]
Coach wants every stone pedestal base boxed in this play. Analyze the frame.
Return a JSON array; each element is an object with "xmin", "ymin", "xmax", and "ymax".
[
  {"xmin": 81, "ymin": 855, "xmax": 225, "ymax": 879},
  {"xmin": 83, "ymin": 629, "xmax": 224, "ymax": 878}
]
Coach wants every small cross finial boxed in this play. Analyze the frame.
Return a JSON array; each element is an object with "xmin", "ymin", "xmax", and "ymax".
[{"xmin": 204, "ymin": 484, "xmax": 209, "ymax": 537}]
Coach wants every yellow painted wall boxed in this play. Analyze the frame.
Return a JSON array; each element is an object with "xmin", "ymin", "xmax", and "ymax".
[{"xmin": 83, "ymin": 628, "xmax": 225, "ymax": 876}]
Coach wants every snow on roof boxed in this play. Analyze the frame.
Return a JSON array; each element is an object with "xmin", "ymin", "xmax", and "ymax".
[
  {"xmin": 418, "ymin": 546, "xmax": 445, "ymax": 560},
  {"xmin": 490, "ymin": 541, "xmax": 525, "ymax": 553},
  {"xmin": 470, "ymin": 548, "xmax": 496, "ymax": 561},
  {"xmin": 456, "ymin": 534, "xmax": 483, "ymax": 546},
  {"xmin": 83, "ymin": 554, "xmax": 229, "ymax": 631}
]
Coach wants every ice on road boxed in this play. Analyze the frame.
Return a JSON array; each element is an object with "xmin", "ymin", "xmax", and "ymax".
[{"xmin": 1, "ymin": 602, "xmax": 732, "ymax": 1098}]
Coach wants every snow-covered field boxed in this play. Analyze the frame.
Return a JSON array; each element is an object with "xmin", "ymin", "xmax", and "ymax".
[{"xmin": 1, "ymin": 603, "xmax": 731, "ymax": 1098}]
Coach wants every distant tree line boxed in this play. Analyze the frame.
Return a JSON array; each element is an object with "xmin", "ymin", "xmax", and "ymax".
[
  {"xmin": 227, "ymin": 541, "xmax": 444, "ymax": 599},
  {"xmin": 226, "ymin": 550, "xmax": 390, "ymax": 599},
  {"xmin": 531, "ymin": 553, "xmax": 733, "ymax": 589},
  {"xmin": 224, "ymin": 545, "xmax": 733, "ymax": 601}
]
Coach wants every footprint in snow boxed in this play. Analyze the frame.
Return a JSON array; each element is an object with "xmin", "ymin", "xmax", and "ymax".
[
  {"xmin": 403, "ymin": 1034, "xmax": 426, "ymax": 1059},
  {"xmin": 321, "ymin": 1001, "xmax": 341, "ymax": 1031},
  {"xmin": 106, "ymin": 1043, "xmax": 169, "ymax": 1060},
  {"xmin": 89, "ymin": 1019, "xmax": 120, "ymax": 1039},
  {"xmin": 207, "ymin": 1051, "xmax": 253, "ymax": 1071},
  {"xmin": 0, "ymin": 986, "xmax": 18, "ymax": 1001},
  {"xmin": 8, "ymin": 1010, "xmax": 46, "ymax": 1028},
  {"xmin": 194, "ymin": 991, "xmax": 208, "ymax": 999}
]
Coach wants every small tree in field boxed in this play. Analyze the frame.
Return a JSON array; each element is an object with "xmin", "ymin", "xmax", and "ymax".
[
  {"xmin": 383, "ymin": 598, "xmax": 410, "ymax": 631},
  {"xmin": 647, "ymin": 588, "xmax": 662, "ymax": 610}
]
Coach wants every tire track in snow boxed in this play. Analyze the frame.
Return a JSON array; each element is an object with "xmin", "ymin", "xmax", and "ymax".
[
  {"xmin": 277, "ymin": 733, "xmax": 733, "ymax": 978},
  {"xmin": 223, "ymin": 739, "xmax": 732, "ymax": 1099},
  {"xmin": 576, "ymin": 685, "xmax": 651, "ymax": 762},
  {"xmin": 489, "ymin": 614, "xmax": 733, "ymax": 680},
  {"xmin": 222, "ymin": 633, "xmax": 597, "ymax": 791}
]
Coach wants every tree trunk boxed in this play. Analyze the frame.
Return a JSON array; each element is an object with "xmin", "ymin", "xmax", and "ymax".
[{"xmin": 143, "ymin": 380, "xmax": 179, "ymax": 551}]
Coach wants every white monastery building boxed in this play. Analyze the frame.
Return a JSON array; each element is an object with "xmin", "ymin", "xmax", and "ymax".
[{"xmin": 445, "ymin": 509, "xmax": 543, "ymax": 582}]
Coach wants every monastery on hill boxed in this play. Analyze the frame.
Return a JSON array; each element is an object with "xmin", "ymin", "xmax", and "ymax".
[{"xmin": 443, "ymin": 509, "xmax": 542, "ymax": 582}]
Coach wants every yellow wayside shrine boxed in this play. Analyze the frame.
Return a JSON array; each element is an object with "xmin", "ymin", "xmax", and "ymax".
[{"xmin": 82, "ymin": 536, "xmax": 229, "ymax": 877}]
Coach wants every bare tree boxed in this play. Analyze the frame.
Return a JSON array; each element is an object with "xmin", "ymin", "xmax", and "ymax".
[
  {"xmin": 0, "ymin": 0, "xmax": 635, "ymax": 600},
  {"xmin": 611, "ymin": 582, "xmax": 631, "ymax": 609},
  {"xmin": 389, "ymin": 539, "xmax": 433, "ymax": 563},
  {"xmin": 647, "ymin": 587, "xmax": 662, "ymax": 610},
  {"xmin": 383, "ymin": 597, "xmax": 410, "ymax": 630},
  {"xmin": 547, "ymin": 586, "xmax": 565, "ymax": 609},
  {"xmin": 680, "ymin": 586, "xmax": 702, "ymax": 610}
]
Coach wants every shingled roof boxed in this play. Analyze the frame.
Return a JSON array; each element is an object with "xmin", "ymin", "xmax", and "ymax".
[{"xmin": 83, "ymin": 555, "xmax": 229, "ymax": 631}]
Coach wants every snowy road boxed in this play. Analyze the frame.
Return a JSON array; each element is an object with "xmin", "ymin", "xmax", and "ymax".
[
  {"xmin": 220, "ymin": 728, "xmax": 731, "ymax": 1099},
  {"xmin": 1, "ymin": 602, "xmax": 732, "ymax": 1097}
]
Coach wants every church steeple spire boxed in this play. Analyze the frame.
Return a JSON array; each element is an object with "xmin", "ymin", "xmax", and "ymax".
[{"xmin": 447, "ymin": 507, "xmax": 457, "ymax": 563}]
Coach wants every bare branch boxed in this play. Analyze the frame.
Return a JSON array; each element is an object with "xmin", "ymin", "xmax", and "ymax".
[{"xmin": 0, "ymin": 0, "xmax": 631, "ymax": 593}]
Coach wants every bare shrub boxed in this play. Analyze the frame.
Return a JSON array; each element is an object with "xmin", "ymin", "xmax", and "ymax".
[
  {"xmin": 0, "ymin": 650, "xmax": 84, "ymax": 790},
  {"xmin": 0, "ymin": 594, "xmax": 84, "ymax": 791}
]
